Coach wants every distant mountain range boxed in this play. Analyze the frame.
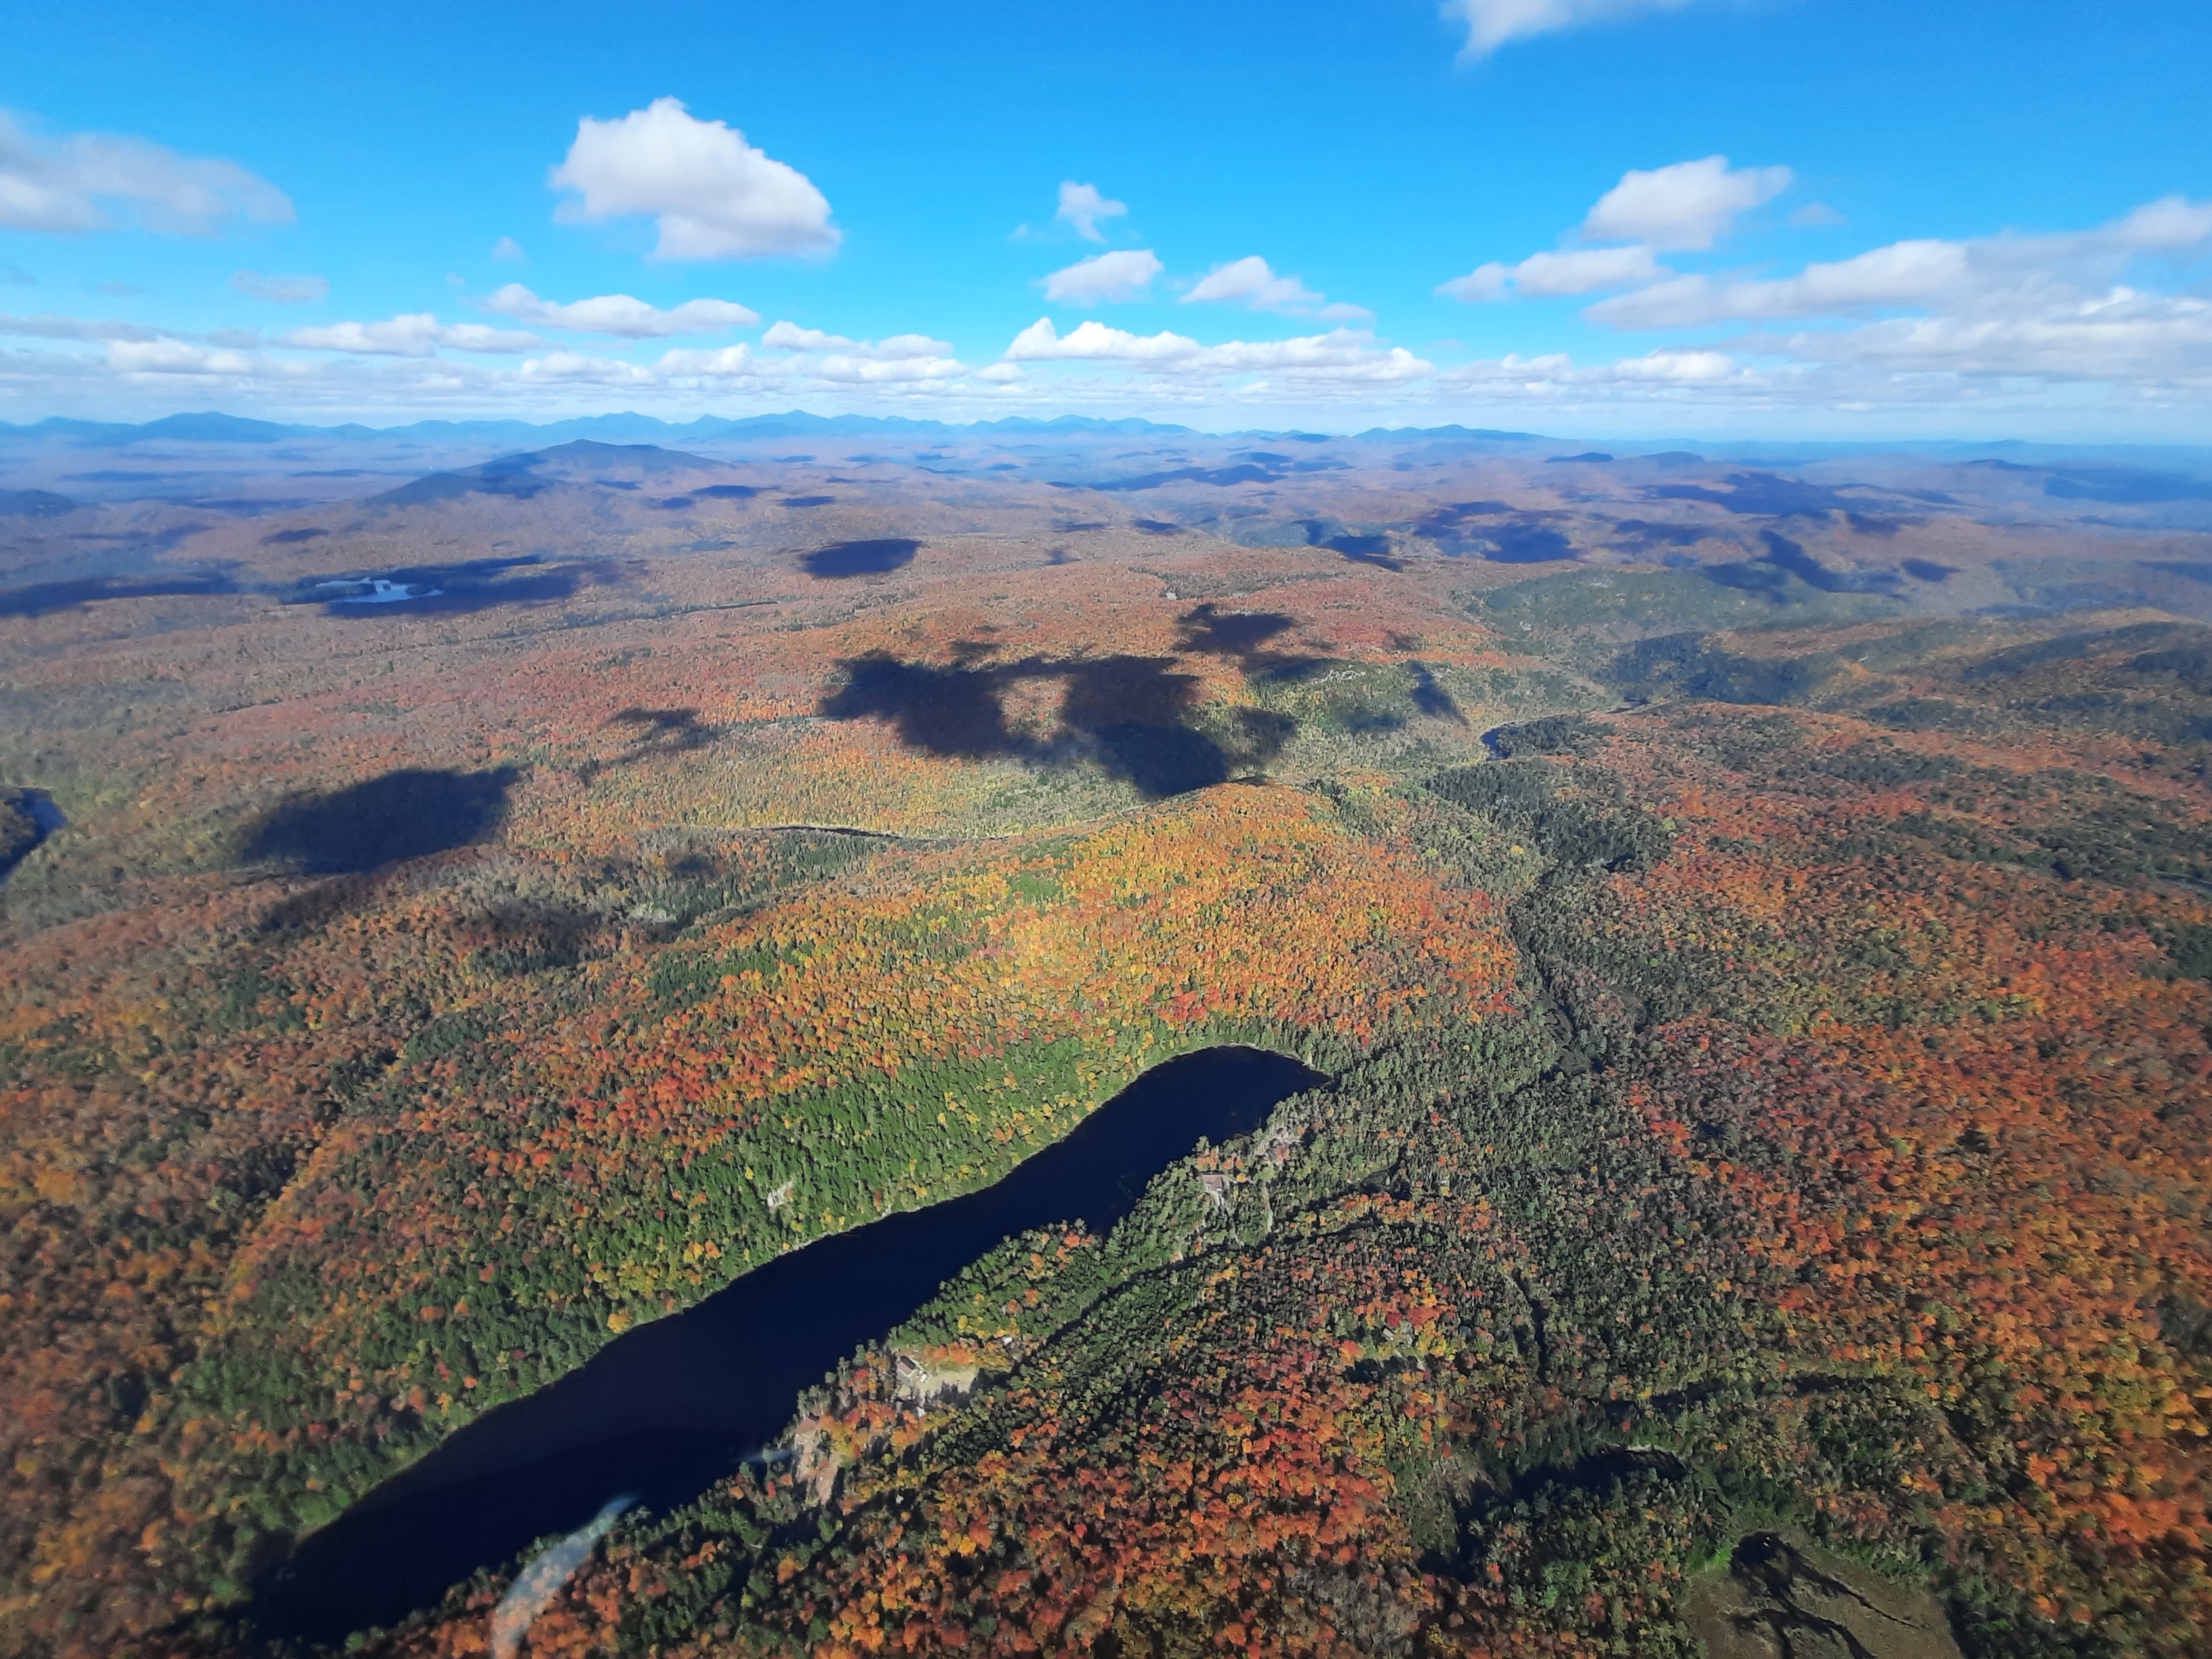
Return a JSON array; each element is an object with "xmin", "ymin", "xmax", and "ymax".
[
  {"xmin": 0, "ymin": 410, "xmax": 1214, "ymax": 447},
  {"xmin": 0, "ymin": 409, "xmax": 1561, "ymax": 449},
  {"xmin": 4, "ymin": 411, "xmax": 2206, "ymax": 472},
  {"xmin": 364, "ymin": 439, "xmax": 724, "ymax": 508}
]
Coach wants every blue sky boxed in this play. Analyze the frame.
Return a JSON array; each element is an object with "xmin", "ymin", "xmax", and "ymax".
[{"xmin": 3, "ymin": 0, "xmax": 2209, "ymax": 436}]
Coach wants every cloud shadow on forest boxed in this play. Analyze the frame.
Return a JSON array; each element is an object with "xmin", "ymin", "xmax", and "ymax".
[
  {"xmin": 241, "ymin": 766, "xmax": 520, "ymax": 874},
  {"xmin": 0, "ymin": 573, "xmax": 237, "ymax": 617},
  {"xmin": 462, "ymin": 897, "xmax": 618, "ymax": 973},
  {"xmin": 1408, "ymin": 663, "xmax": 1468, "ymax": 723},
  {"xmin": 1173, "ymin": 602, "xmax": 1333, "ymax": 682},
  {"xmin": 1640, "ymin": 471, "xmax": 1929, "ymax": 531},
  {"xmin": 1479, "ymin": 520, "xmax": 1575, "ymax": 563},
  {"xmin": 1407, "ymin": 502, "xmax": 1578, "ymax": 562},
  {"xmin": 1175, "ymin": 603, "xmax": 1294, "ymax": 657},
  {"xmin": 1605, "ymin": 519, "xmax": 1713, "ymax": 558},
  {"xmin": 1685, "ymin": 527, "xmax": 1909, "ymax": 601},
  {"xmin": 802, "ymin": 538, "xmax": 919, "ymax": 578},
  {"xmin": 577, "ymin": 708, "xmax": 716, "ymax": 783},
  {"xmin": 819, "ymin": 649, "xmax": 1293, "ymax": 797},
  {"xmin": 1330, "ymin": 535, "xmax": 1401, "ymax": 571},
  {"xmin": 611, "ymin": 706, "xmax": 712, "ymax": 748}
]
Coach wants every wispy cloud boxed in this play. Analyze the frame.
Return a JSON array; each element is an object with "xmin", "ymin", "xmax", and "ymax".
[
  {"xmin": 282, "ymin": 313, "xmax": 541, "ymax": 356},
  {"xmin": 1436, "ymin": 182, "xmax": 2212, "ymax": 405},
  {"xmin": 0, "ymin": 312, "xmax": 165, "ymax": 343},
  {"xmin": 1437, "ymin": 244, "xmax": 1664, "ymax": 302},
  {"xmin": 1004, "ymin": 317, "xmax": 1429, "ymax": 382},
  {"xmin": 1054, "ymin": 181, "xmax": 1127, "ymax": 242},
  {"xmin": 1586, "ymin": 196, "xmax": 2212, "ymax": 329},
  {"xmin": 0, "ymin": 108, "xmax": 291, "ymax": 234},
  {"xmin": 1442, "ymin": 0, "xmax": 1698, "ymax": 60},
  {"xmin": 1439, "ymin": 346, "xmax": 1744, "ymax": 388},
  {"xmin": 231, "ymin": 269, "xmax": 329, "ymax": 304},
  {"xmin": 761, "ymin": 320, "xmax": 950, "ymax": 359},
  {"xmin": 753, "ymin": 320, "xmax": 965, "ymax": 381}
]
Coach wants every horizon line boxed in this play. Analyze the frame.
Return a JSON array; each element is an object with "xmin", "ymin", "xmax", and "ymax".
[{"xmin": 4, "ymin": 407, "xmax": 2211, "ymax": 456}]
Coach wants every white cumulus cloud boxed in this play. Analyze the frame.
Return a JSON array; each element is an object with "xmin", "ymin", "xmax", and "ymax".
[
  {"xmin": 1006, "ymin": 317, "xmax": 1200, "ymax": 363},
  {"xmin": 1443, "ymin": 0, "xmax": 1697, "ymax": 58},
  {"xmin": 1439, "ymin": 157, "xmax": 1780, "ymax": 304},
  {"xmin": 864, "ymin": 333, "xmax": 952, "ymax": 361},
  {"xmin": 816, "ymin": 353, "xmax": 966, "ymax": 383},
  {"xmin": 434, "ymin": 322, "xmax": 544, "ymax": 354},
  {"xmin": 548, "ymin": 97, "xmax": 838, "ymax": 260},
  {"xmin": 762, "ymin": 319, "xmax": 854, "ymax": 351},
  {"xmin": 106, "ymin": 338, "xmax": 258, "ymax": 375},
  {"xmin": 1581, "ymin": 155, "xmax": 1791, "ymax": 250},
  {"xmin": 1181, "ymin": 255, "xmax": 1370, "ymax": 319},
  {"xmin": 1041, "ymin": 248, "xmax": 1164, "ymax": 304},
  {"xmin": 655, "ymin": 343, "xmax": 767, "ymax": 378},
  {"xmin": 518, "ymin": 350, "xmax": 657, "ymax": 384},
  {"xmin": 0, "ymin": 108, "xmax": 292, "ymax": 235},
  {"xmin": 1055, "ymin": 182, "xmax": 1127, "ymax": 242},
  {"xmin": 1200, "ymin": 331, "xmax": 1432, "ymax": 380},
  {"xmin": 491, "ymin": 235, "xmax": 527, "ymax": 261},
  {"xmin": 231, "ymin": 269, "xmax": 329, "ymax": 304},
  {"xmin": 484, "ymin": 282, "xmax": 757, "ymax": 337},
  {"xmin": 282, "ymin": 313, "xmax": 541, "ymax": 356},
  {"xmin": 1599, "ymin": 347, "xmax": 1738, "ymax": 382}
]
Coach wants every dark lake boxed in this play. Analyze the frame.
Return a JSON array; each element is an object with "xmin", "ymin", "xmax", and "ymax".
[
  {"xmin": 253, "ymin": 1044, "xmax": 1324, "ymax": 1645},
  {"xmin": 0, "ymin": 788, "xmax": 66, "ymax": 884}
]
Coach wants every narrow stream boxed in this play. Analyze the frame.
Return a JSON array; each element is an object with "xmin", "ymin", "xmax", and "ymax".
[{"xmin": 253, "ymin": 1044, "xmax": 1325, "ymax": 1644}]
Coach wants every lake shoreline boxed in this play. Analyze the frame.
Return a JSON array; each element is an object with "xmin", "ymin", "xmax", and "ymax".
[{"xmin": 251, "ymin": 1044, "xmax": 1324, "ymax": 1647}]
